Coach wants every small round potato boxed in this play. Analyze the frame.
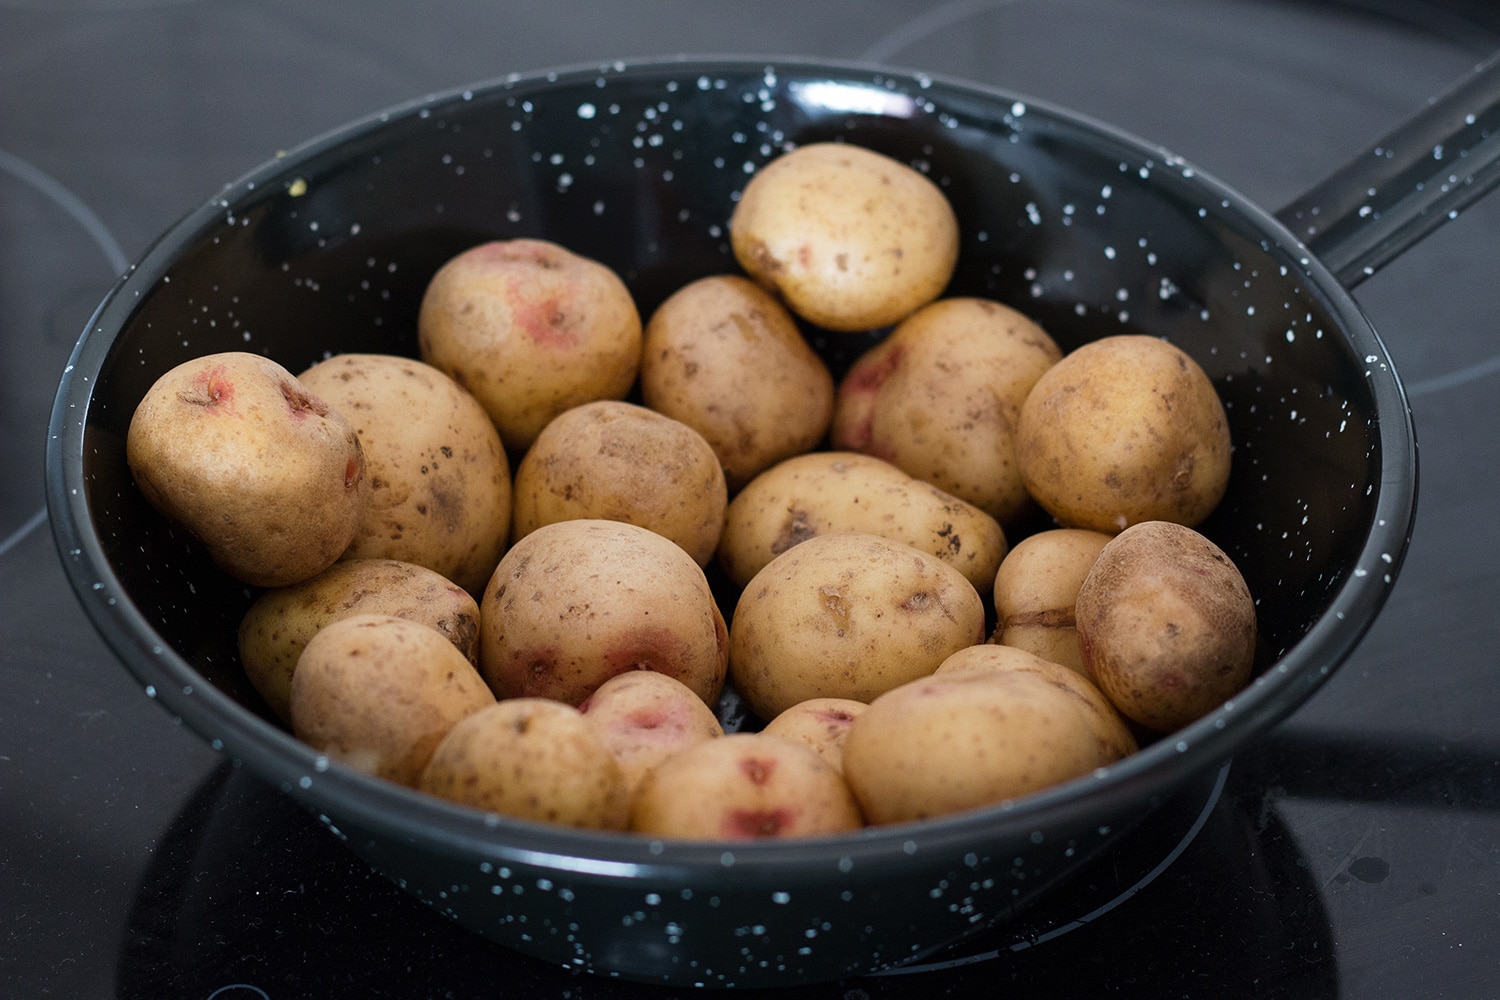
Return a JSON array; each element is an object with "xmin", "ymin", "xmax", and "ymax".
[
  {"xmin": 419, "ymin": 698, "xmax": 631, "ymax": 830},
  {"xmin": 480, "ymin": 519, "xmax": 728, "ymax": 707},
  {"xmin": 417, "ymin": 238, "xmax": 642, "ymax": 453},
  {"xmin": 510, "ymin": 401, "xmax": 727, "ymax": 567},
  {"xmin": 289, "ymin": 614, "xmax": 495, "ymax": 787},
  {"xmin": 990, "ymin": 528, "xmax": 1114, "ymax": 675},
  {"xmin": 630, "ymin": 732, "xmax": 864, "ymax": 839},
  {"xmin": 298, "ymin": 353, "xmax": 511, "ymax": 594},
  {"xmin": 1016, "ymin": 335, "xmax": 1232, "ymax": 533},
  {"xmin": 718, "ymin": 451, "xmax": 1006, "ymax": 595},
  {"xmin": 238, "ymin": 557, "xmax": 481, "ymax": 724},
  {"xmin": 831, "ymin": 297, "xmax": 1062, "ymax": 525},
  {"xmin": 641, "ymin": 274, "xmax": 835, "ymax": 492},
  {"xmin": 578, "ymin": 670, "xmax": 725, "ymax": 795},
  {"xmin": 759, "ymin": 697, "xmax": 868, "ymax": 777},
  {"xmin": 728, "ymin": 531, "xmax": 986, "ymax": 720},
  {"xmin": 729, "ymin": 142, "xmax": 959, "ymax": 332},
  {"xmin": 842, "ymin": 669, "xmax": 1104, "ymax": 825},
  {"xmin": 1075, "ymin": 521, "xmax": 1257, "ymax": 732},
  {"xmin": 126, "ymin": 351, "xmax": 370, "ymax": 587}
]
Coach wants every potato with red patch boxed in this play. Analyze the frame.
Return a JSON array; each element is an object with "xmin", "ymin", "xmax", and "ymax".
[
  {"xmin": 479, "ymin": 519, "xmax": 728, "ymax": 707},
  {"xmin": 728, "ymin": 531, "xmax": 986, "ymax": 720},
  {"xmin": 417, "ymin": 238, "xmax": 641, "ymax": 453},
  {"xmin": 759, "ymin": 697, "xmax": 868, "ymax": 776},
  {"xmin": 299, "ymin": 353, "xmax": 511, "ymax": 594},
  {"xmin": 990, "ymin": 528, "xmax": 1114, "ymax": 675},
  {"xmin": 1075, "ymin": 521, "xmax": 1256, "ymax": 733},
  {"xmin": 419, "ymin": 698, "xmax": 631, "ymax": 830},
  {"xmin": 578, "ymin": 670, "xmax": 725, "ymax": 795},
  {"xmin": 630, "ymin": 732, "xmax": 864, "ymax": 839},
  {"xmin": 510, "ymin": 401, "xmax": 727, "ymax": 567},
  {"xmin": 729, "ymin": 142, "xmax": 959, "ymax": 332},
  {"xmin": 126, "ymin": 351, "xmax": 370, "ymax": 587},
  {"xmin": 830, "ymin": 297, "xmax": 1062, "ymax": 526}
]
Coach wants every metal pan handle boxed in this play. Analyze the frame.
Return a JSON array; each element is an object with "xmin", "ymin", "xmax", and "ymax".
[{"xmin": 1276, "ymin": 49, "xmax": 1500, "ymax": 290}]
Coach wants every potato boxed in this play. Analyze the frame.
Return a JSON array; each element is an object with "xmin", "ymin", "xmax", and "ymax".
[
  {"xmin": 842, "ymin": 668, "xmax": 1105, "ymax": 825},
  {"xmin": 125, "ymin": 351, "xmax": 370, "ymax": 587},
  {"xmin": 578, "ymin": 670, "xmax": 725, "ymax": 795},
  {"xmin": 640, "ymin": 274, "xmax": 835, "ymax": 492},
  {"xmin": 630, "ymin": 732, "xmax": 864, "ymax": 839},
  {"xmin": 718, "ymin": 451, "xmax": 1006, "ymax": 594},
  {"xmin": 479, "ymin": 519, "xmax": 728, "ymax": 707},
  {"xmin": 729, "ymin": 142, "xmax": 958, "ymax": 332},
  {"xmin": 990, "ymin": 528, "xmax": 1114, "ymax": 675},
  {"xmin": 1075, "ymin": 521, "xmax": 1256, "ymax": 732},
  {"xmin": 510, "ymin": 401, "xmax": 727, "ymax": 567},
  {"xmin": 728, "ymin": 531, "xmax": 986, "ymax": 720},
  {"xmin": 298, "ymin": 353, "xmax": 511, "ymax": 594},
  {"xmin": 238, "ymin": 558, "xmax": 481, "ymax": 724},
  {"xmin": 289, "ymin": 614, "xmax": 495, "ymax": 787},
  {"xmin": 831, "ymin": 297, "xmax": 1062, "ymax": 525},
  {"xmin": 1016, "ymin": 335, "xmax": 1232, "ymax": 533},
  {"xmin": 932, "ymin": 644, "xmax": 1137, "ymax": 765},
  {"xmin": 417, "ymin": 238, "xmax": 641, "ymax": 453},
  {"xmin": 758, "ymin": 698, "xmax": 868, "ymax": 777},
  {"xmin": 419, "ymin": 698, "xmax": 631, "ymax": 830}
]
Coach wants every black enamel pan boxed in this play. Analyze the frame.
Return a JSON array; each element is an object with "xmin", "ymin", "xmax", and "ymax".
[{"xmin": 45, "ymin": 52, "xmax": 1500, "ymax": 988}]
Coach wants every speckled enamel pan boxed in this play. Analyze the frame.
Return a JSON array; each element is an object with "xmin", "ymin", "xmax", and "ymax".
[{"xmin": 45, "ymin": 54, "xmax": 1500, "ymax": 988}]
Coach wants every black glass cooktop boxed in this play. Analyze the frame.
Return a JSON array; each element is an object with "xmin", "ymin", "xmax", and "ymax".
[{"xmin": 4, "ymin": 2, "xmax": 1499, "ymax": 998}]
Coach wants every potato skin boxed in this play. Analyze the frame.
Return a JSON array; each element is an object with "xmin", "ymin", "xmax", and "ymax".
[
  {"xmin": 728, "ymin": 531, "xmax": 986, "ymax": 720},
  {"xmin": 419, "ymin": 698, "xmax": 631, "ymax": 830},
  {"xmin": 641, "ymin": 275, "xmax": 835, "ymax": 492},
  {"xmin": 126, "ymin": 351, "xmax": 369, "ymax": 587},
  {"xmin": 417, "ymin": 238, "xmax": 642, "ymax": 453},
  {"xmin": 718, "ymin": 451, "xmax": 1006, "ymax": 594},
  {"xmin": 1075, "ymin": 521, "xmax": 1256, "ymax": 732},
  {"xmin": 578, "ymin": 670, "xmax": 725, "ymax": 795},
  {"xmin": 289, "ymin": 614, "xmax": 495, "ymax": 787},
  {"xmin": 510, "ymin": 401, "xmax": 727, "ymax": 567},
  {"xmin": 831, "ymin": 297, "xmax": 1062, "ymax": 525},
  {"xmin": 729, "ymin": 143, "xmax": 959, "ymax": 332},
  {"xmin": 238, "ymin": 558, "xmax": 481, "ymax": 724},
  {"xmin": 759, "ymin": 697, "xmax": 868, "ymax": 777},
  {"xmin": 990, "ymin": 528, "xmax": 1114, "ymax": 675},
  {"xmin": 1016, "ymin": 335, "xmax": 1232, "ymax": 533},
  {"xmin": 298, "ymin": 353, "xmax": 511, "ymax": 594},
  {"xmin": 479, "ymin": 519, "xmax": 729, "ymax": 707}
]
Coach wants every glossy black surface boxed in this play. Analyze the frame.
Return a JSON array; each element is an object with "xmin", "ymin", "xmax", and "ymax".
[{"xmin": 5, "ymin": 2, "xmax": 1500, "ymax": 998}]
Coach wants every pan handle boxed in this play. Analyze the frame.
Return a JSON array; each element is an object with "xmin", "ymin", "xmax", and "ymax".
[{"xmin": 1275, "ymin": 49, "xmax": 1500, "ymax": 290}]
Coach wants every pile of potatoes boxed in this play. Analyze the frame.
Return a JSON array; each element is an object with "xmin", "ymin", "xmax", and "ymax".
[{"xmin": 125, "ymin": 141, "xmax": 1256, "ymax": 840}]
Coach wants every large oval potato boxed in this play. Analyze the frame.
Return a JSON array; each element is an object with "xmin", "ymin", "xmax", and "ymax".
[
  {"xmin": 299, "ymin": 353, "xmax": 511, "ymax": 594},
  {"xmin": 1016, "ymin": 335, "xmax": 1232, "ymax": 532},
  {"xmin": 990, "ymin": 528, "xmax": 1114, "ymax": 675},
  {"xmin": 831, "ymin": 297, "xmax": 1062, "ymax": 525},
  {"xmin": 641, "ymin": 274, "xmax": 835, "ymax": 492},
  {"xmin": 480, "ymin": 519, "xmax": 728, "ymax": 707},
  {"xmin": 417, "ymin": 238, "xmax": 642, "ymax": 453},
  {"xmin": 729, "ymin": 142, "xmax": 959, "ymax": 332},
  {"xmin": 718, "ymin": 451, "xmax": 1006, "ymax": 594},
  {"xmin": 728, "ymin": 531, "xmax": 986, "ymax": 720},
  {"xmin": 510, "ymin": 401, "xmax": 727, "ymax": 567},
  {"xmin": 126, "ymin": 351, "xmax": 370, "ymax": 587},
  {"xmin": 238, "ymin": 557, "xmax": 481, "ymax": 724}
]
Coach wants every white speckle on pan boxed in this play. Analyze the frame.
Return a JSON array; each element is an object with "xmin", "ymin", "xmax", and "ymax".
[
  {"xmin": 1103, "ymin": 246, "xmax": 1116, "ymax": 260},
  {"xmin": 903, "ymin": 841, "xmax": 918, "ymax": 855}
]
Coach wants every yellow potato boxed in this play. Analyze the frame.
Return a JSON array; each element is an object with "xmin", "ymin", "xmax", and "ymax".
[
  {"xmin": 831, "ymin": 297, "xmax": 1062, "ymax": 525},
  {"xmin": 759, "ymin": 698, "xmax": 868, "ymax": 777},
  {"xmin": 718, "ymin": 451, "xmax": 1005, "ymax": 594},
  {"xmin": 417, "ymin": 238, "xmax": 641, "ymax": 453},
  {"xmin": 419, "ymin": 698, "xmax": 631, "ymax": 830},
  {"xmin": 1016, "ymin": 335, "xmax": 1232, "ymax": 532},
  {"xmin": 298, "ymin": 353, "xmax": 511, "ymax": 594},
  {"xmin": 479, "ymin": 519, "xmax": 728, "ymax": 707},
  {"xmin": 728, "ymin": 531, "xmax": 986, "ymax": 720},
  {"xmin": 289, "ymin": 614, "xmax": 495, "ymax": 787},
  {"xmin": 238, "ymin": 557, "xmax": 481, "ymax": 724},
  {"xmin": 729, "ymin": 142, "xmax": 958, "ymax": 332},
  {"xmin": 578, "ymin": 670, "xmax": 725, "ymax": 795},
  {"xmin": 641, "ymin": 274, "xmax": 835, "ymax": 492},
  {"xmin": 510, "ymin": 401, "xmax": 727, "ymax": 567},
  {"xmin": 990, "ymin": 528, "xmax": 1114, "ymax": 675}
]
